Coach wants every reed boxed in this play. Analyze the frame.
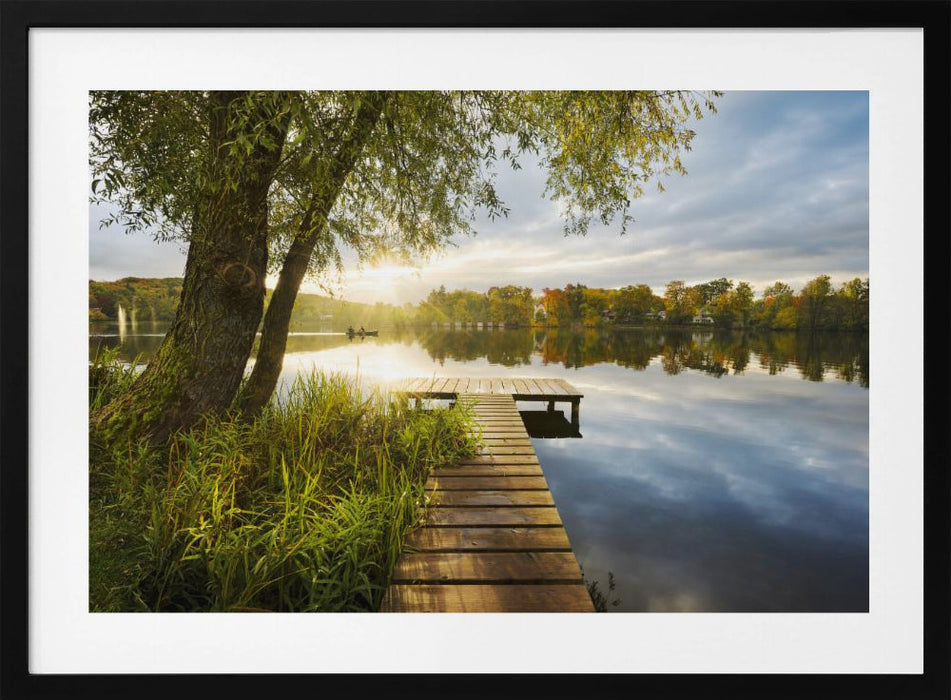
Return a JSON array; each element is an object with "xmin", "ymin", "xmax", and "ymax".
[{"xmin": 89, "ymin": 358, "xmax": 479, "ymax": 612}]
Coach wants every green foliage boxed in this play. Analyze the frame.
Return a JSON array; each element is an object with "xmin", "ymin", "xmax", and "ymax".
[
  {"xmin": 89, "ymin": 364, "xmax": 479, "ymax": 612},
  {"xmin": 89, "ymin": 277, "xmax": 183, "ymax": 321},
  {"xmin": 91, "ymin": 90, "xmax": 720, "ymax": 278},
  {"xmin": 417, "ymin": 284, "xmax": 535, "ymax": 326},
  {"xmin": 663, "ymin": 280, "xmax": 698, "ymax": 323}
]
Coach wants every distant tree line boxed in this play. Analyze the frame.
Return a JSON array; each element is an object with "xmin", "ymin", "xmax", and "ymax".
[
  {"xmin": 416, "ymin": 285, "xmax": 535, "ymax": 327},
  {"xmin": 92, "ymin": 274, "xmax": 869, "ymax": 334},
  {"xmin": 89, "ymin": 277, "xmax": 414, "ymax": 329},
  {"xmin": 534, "ymin": 275, "xmax": 869, "ymax": 331}
]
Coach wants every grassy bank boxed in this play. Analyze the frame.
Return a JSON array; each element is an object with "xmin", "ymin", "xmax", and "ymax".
[{"xmin": 89, "ymin": 353, "xmax": 479, "ymax": 612}]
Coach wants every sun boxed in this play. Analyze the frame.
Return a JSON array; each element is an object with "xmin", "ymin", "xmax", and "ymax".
[{"xmin": 349, "ymin": 263, "xmax": 418, "ymax": 300}]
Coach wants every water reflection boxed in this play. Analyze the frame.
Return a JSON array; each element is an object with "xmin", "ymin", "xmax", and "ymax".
[
  {"xmin": 90, "ymin": 324, "xmax": 869, "ymax": 388},
  {"xmin": 90, "ymin": 323, "xmax": 868, "ymax": 611}
]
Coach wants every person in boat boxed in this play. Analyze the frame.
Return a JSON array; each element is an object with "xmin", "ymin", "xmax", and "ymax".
[
  {"xmin": 347, "ymin": 325, "xmax": 354, "ymax": 336},
  {"xmin": 359, "ymin": 326, "xmax": 366, "ymax": 336}
]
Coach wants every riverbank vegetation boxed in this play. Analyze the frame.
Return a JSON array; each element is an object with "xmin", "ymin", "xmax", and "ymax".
[
  {"xmin": 91, "ymin": 273, "xmax": 869, "ymax": 337},
  {"xmin": 89, "ymin": 352, "xmax": 479, "ymax": 611},
  {"xmin": 536, "ymin": 275, "xmax": 868, "ymax": 331}
]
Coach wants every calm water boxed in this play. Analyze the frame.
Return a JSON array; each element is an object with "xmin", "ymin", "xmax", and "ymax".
[{"xmin": 90, "ymin": 323, "xmax": 869, "ymax": 612}]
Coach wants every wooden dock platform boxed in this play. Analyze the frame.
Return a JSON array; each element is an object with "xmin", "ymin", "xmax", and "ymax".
[
  {"xmin": 380, "ymin": 382, "xmax": 594, "ymax": 613},
  {"xmin": 396, "ymin": 376, "xmax": 584, "ymax": 426}
]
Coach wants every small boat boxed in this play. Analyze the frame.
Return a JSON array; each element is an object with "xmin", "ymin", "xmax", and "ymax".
[{"xmin": 346, "ymin": 328, "xmax": 379, "ymax": 338}]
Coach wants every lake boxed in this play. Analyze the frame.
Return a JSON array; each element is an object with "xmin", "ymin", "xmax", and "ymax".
[{"xmin": 90, "ymin": 322, "xmax": 869, "ymax": 612}]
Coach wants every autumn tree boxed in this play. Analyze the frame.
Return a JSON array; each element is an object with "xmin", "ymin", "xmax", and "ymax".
[
  {"xmin": 730, "ymin": 281, "xmax": 755, "ymax": 327},
  {"xmin": 664, "ymin": 280, "xmax": 698, "ymax": 323},
  {"xmin": 90, "ymin": 90, "xmax": 719, "ymax": 443},
  {"xmin": 799, "ymin": 274, "xmax": 833, "ymax": 334},
  {"xmin": 613, "ymin": 284, "xmax": 657, "ymax": 321},
  {"xmin": 755, "ymin": 281, "xmax": 796, "ymax": 329}
]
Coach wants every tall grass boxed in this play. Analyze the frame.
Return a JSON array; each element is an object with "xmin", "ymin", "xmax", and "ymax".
[{"xmin": 89, "ymin": 356, "xmax": 479, "ymax": 612}]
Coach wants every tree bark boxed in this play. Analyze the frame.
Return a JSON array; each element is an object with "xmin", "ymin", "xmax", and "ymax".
[
  {"xmin": 237, "ymin": 92, "xmax": 390, "ymax": 416},
  {"xmin": 91, "ymin": 92, "xmax": 290, "ymax": 445}
]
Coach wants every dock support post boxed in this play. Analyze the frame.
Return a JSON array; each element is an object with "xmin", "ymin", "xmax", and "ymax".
[
  {"xmin": 547, "ymin": 401, "xmax": 555, "ymax": 413},
  {"xmin": 570, "ymin": 400, "xmax": 580, "ymax": 427}
]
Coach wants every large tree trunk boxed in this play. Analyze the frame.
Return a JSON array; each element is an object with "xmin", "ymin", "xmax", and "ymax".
[
  {"xmin": 91, "ymin": 92, "xmax": 290, "ymax": 445},
  {"xmin": 237, "ymin": 92, "xmax": 389, "ymax": 416}
]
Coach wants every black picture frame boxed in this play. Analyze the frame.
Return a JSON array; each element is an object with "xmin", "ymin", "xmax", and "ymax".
[{"xmin": 2, "ymin": 1, "xmax": 948, "ymax": 697}]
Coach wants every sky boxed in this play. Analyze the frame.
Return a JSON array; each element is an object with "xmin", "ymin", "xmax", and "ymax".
[{"xmin": 88, "ymin": 91, "xmax": 869, "ymax": 305}]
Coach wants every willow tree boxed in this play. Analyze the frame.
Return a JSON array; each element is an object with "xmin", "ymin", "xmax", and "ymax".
[{"xmin": 90, "ymin": 89, "xmax": 720, "ymax": 443}]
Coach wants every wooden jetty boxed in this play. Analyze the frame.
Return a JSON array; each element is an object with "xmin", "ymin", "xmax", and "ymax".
[
  {"xmin": 380, "ymin": 378, "xmax": 593, "ymax": 612},
  {"xmin": 396, "ymin": 376, "xmax": 583, "ymax": 426}
]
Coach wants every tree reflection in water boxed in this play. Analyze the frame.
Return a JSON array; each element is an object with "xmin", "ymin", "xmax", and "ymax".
[
  {"xmin": 91, "ymin": 322, "xmax": 868, "ymax": 389},
  {"xmin": 415, "ymin": 327, "xmax": 869, "ymax": 387}
]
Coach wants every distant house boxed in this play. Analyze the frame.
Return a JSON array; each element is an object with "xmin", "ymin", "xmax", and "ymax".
[
  {"xmin": 692, "ymin": 312, "xmax": 714, "ymax": 324},
  {"xmin": 644, "ymin": 310, "xmax": 667, "ymax": 321},
  {"xmin": 601, "ymin": 308, "xmax": 616, "ymax": 321},
  {"xmin": 534, "ymin": 302, "xmax": 547, "ymax": 318}
]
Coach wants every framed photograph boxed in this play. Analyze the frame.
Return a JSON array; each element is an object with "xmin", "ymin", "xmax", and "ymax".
[{"xmin": 2, "ymin": 0, "xmax": 948, "ymax": 696}]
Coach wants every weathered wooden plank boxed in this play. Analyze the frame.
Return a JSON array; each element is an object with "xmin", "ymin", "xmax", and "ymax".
[
  {"xmin": 554, "ymin": 377, "xmax": 583, "ymax": 397},
  {"xmin": 523, "ymin": 378, "xmax": 543, "ymax": 395},
  {"xmin": 406, "ymin": 526, "xmax": 571, "ymax": 551},
  {"xmin": 391, "ymin": 552, "xmax": 584, "ymax": 584},
  {"xmin": 432, "ymin": 464, "xmax": 544, "ymax": 477},
  {"xmin": 452, "ymin": 454, "xmax": 541, "ymax": 465},
  {"xmin": 426, "ymin": 506, "xmax": 562, "ymax": 527},
  {"xmin": 481, "ymin": 437, "xmax": 533, "ymax": 445},
  {"xmin": 426, "ymin": 475, "xmax": 549, "ymax": 490},
  {"xmin": 476, "ymin": 446, "xmax": 536, "ymax": 455},
  {"xmin": 479, "ymin": 429, "xmax": 529, "ymax": 437},
  {"xmin": 380, "ymin": 584, "xmax": 595, "ymax": 612},
  {"xmin": 430, "ymin": 490, "xmax": 555, "ymax": 507},
  {"xmin": 541, "ymin": 378, "xmax": 569, "ymax": 396}
]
